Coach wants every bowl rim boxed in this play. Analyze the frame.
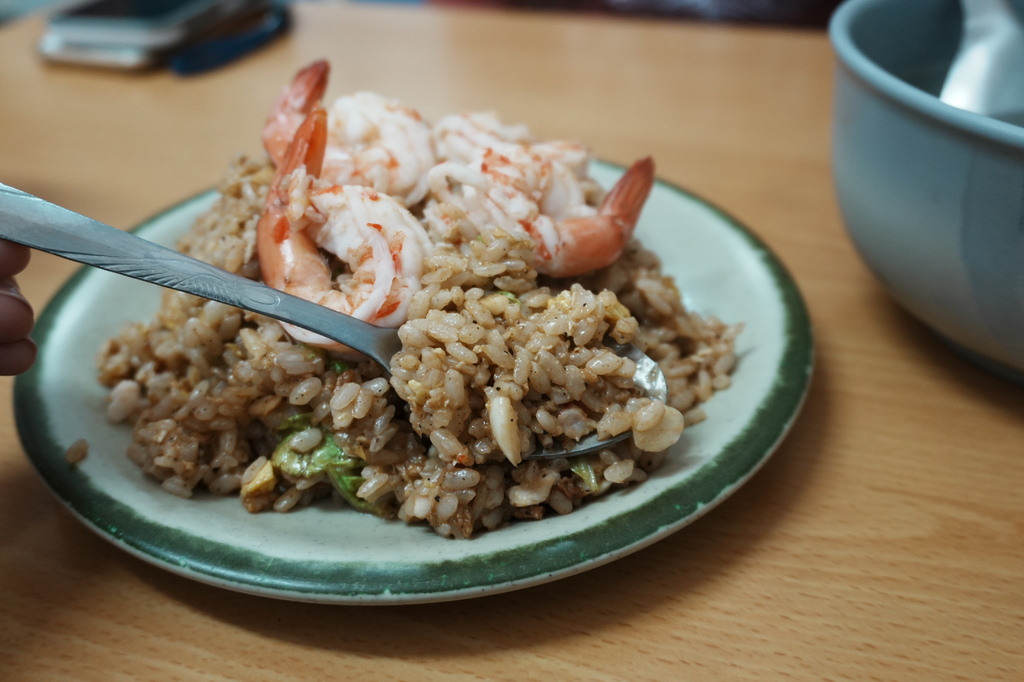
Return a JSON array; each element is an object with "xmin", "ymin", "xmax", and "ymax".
[{"xmin": 829, "ymin": 0, "xmax": 1024, "ymax": 150}]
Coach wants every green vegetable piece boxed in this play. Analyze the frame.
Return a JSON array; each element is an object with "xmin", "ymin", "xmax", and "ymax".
[
  {"xmin": 275, "ymin": 413, "xmax": 312, "ymax": 433},
  {"xmin": 498, "ymin": 291, "xmax": 520, "ymax": 305},
  {"xmin": 329, "ymin": 358, "xmax": 350, "ymax": 374},
  {"xmin": 326, "ymin": 468, "xmax": 386, "ymax": 516},
  {"xmin": 271, "ymin": 426, "xmax": 359, "ymax": 479},
  {"xmin": 269, "ymin": 421, "xmax": 384, "ymax": 515},
  {"xmin": 570, "ymin": 457, "xmax": 600, "ymax": 494},
  {"xmin": 300, "ymin": 345, "xmax": 324, "ymax": 361}
]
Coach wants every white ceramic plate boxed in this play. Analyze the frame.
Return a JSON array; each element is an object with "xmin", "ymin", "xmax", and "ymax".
[{"xmin": 15, "ymin": 162, "xmax": 813, "ymax": 604}]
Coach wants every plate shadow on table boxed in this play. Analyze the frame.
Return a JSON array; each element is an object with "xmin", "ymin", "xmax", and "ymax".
[
  {"xmin": 0, "ymin": 465, "xmax": 142, "ymax": 670},
  {"xmin": 115, "ymin": 361, "xmax": 832, "ymax": 657}
]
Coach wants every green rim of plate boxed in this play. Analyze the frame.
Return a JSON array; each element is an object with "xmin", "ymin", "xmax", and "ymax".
[{"xmin": 14, "ymin": 167, "xmax": 813, "ymax": 603}]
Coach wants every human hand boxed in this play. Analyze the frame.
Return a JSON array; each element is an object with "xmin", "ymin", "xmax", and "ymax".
[{"xmin": 0, "ymin": 239, "xmax": 36, "ymax": 375}]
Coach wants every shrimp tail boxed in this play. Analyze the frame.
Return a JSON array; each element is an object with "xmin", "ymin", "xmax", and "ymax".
[
  {"xmin": 258, "ymin": 106, "xmax": 329, "ymax": 291},
  {"xmin": 263, "ymin": 60, "xmax": 330, "ymax": 166},
  {"xmin": 541, "ymin": 156, "xmax": 655, "ymax": 278},
  {"xmin": 276, "ymin": 105, "xmax": 328, "ymax": 185},
  {"xmin": 601, "ymin": 156, "xmax": 654, "ymax": 234}
]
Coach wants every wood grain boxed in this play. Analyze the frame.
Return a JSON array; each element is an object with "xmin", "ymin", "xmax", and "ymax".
[{"xmin": 1, "ymin": 3, "xmax": 1021, "ymax": 680}]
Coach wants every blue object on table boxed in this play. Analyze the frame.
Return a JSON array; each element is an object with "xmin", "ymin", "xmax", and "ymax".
[{"xmin": 168, "ymin": 5, "xmax": 289, "ymax": 75}]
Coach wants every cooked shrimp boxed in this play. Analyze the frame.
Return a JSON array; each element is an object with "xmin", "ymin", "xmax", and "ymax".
[
  {"xmin": 257, "ymin": 105, "xmax": 432, "ymax": 352},
  {"xmin": 321, "ymin": 92, "xmax": 436, "ymax": 207},
  {"xmin": 426, "ymin": 147, "xmax": 654, "ymax": 277},
  {"xmin": 262, "ymin": 60, "xmax": 330, "ymax": 167},
  {"xmin": 262, "ymin": 62, "xmax": 435, "ymax": 207},
  {"xmin": 433, "ymin": 111, "xmax": 596, "ymax": 203},
  {"xmin": 538, "ymin": 156, "xmax": 654, "ymax": 277},
  {"xmin": 433, "ymin": 111, "xmax": 532, "ymax": 164},
  {"xmin": 434, "ymin": 111, "xmax": 590, "ymax": 170},
  {"xmin": 425, "ymin": 144, "xmax": 577, "ymax": 241}
]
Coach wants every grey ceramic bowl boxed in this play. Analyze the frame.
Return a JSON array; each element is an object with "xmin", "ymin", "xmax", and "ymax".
[{"xmin": 830, "ymin": 0, "xmax": 1024, "ymax": 382}]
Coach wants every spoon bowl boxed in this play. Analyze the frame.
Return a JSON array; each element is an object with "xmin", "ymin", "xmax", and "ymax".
[
  {"xmin": 940, "ymin": 0, "xmax": 1024, "ymax": 119},
  {"xmin": 0, "ymin": 182, "xmax": 667, "ymax": 458}
]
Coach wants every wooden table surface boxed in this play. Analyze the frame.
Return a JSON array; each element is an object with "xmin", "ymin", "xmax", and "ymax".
[{"xmin": 1, "ymin": 3, "xmax": 1021, "ymax": 679}]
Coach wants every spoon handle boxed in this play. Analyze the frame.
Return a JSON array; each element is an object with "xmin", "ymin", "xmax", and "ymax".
[{"xmin": 0, "ymin": 184, "xmax": 400, "ymax": 368}]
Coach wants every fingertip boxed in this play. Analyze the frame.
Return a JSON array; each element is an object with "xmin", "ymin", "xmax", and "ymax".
[
  {"xmin": 0, "ymin": 283, "xmax": 34, "ymax": 343},
  {"xmin": 0, "ymin": 338, "xmax": 37, "ymax": 376},
  {"xmin": 0, "ymin": 240, "xmax": 31, "ymax": 277}
]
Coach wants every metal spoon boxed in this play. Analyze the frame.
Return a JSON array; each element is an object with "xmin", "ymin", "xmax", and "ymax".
[
  {"xmin": 0, "ymin": 183, "xmax": 666, "ymax": 459},
  {"xmin": 940, "ymin": 0, "xmax": 1024, "ymax": 120}
]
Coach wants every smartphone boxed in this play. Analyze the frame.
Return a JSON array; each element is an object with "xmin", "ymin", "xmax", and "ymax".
[
  {"xmin": 38, "ymin": 0, "xmax": 266, "ymax": 69},
  {"xmin": 37, "ymin": 31, "xmax": 156, "ymax": 69}
]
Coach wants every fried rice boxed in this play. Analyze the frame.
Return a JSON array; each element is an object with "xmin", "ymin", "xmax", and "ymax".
[{"xmin": 96, "ymin": 153, "xmax": 740, "ymax": 539}]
